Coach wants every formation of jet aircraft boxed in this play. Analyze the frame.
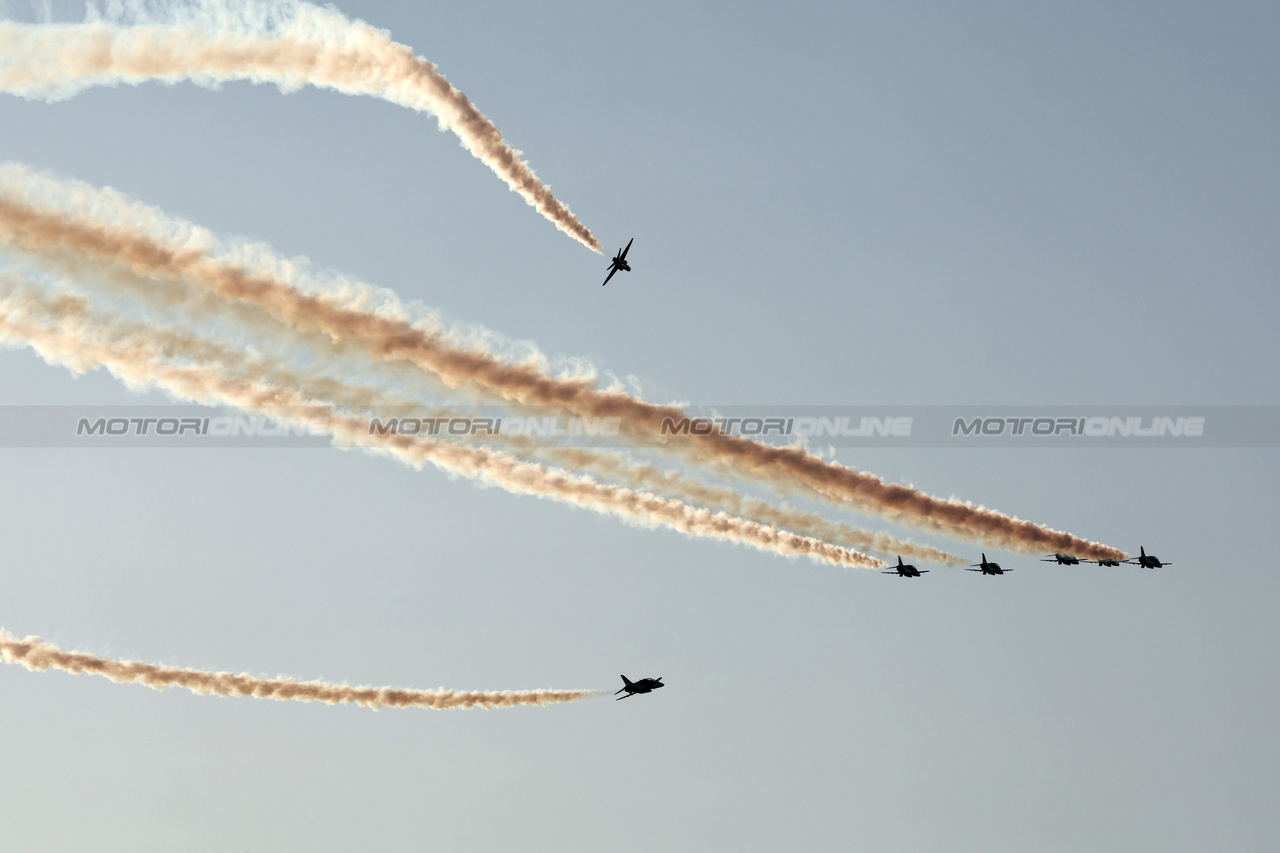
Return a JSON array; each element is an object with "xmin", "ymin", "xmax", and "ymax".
[
  {"xmin": 877, "ymin": 547, "xmax": 1172, "ymax": 578},
  {"xmin": 616, "ymin": 674, "xmax": 664, "ymax": 700},
  {"xmin": 601, "ymin": 238, "xmax": 634, "ymax": 286},
  {"xmin": 599, "ymin": 237, "xmax": 1172, "ymax": 712}
]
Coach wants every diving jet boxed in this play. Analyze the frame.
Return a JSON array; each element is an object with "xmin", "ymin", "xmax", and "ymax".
[
  {"xmin": 967, "ymin": 553, "xmax": 1009, "ymax": 575},
  {"xmin": 1125, "ymin": 546, "xmax": 1171, "ymax": 569},
  {"xmin": 601, "ymin": 238, "xmax": 634, "ymax": 286},
  {"xmin": 615, "ymin": 674, "xmax": 664, "ymax": 700},
  {"xmin": 883, "ymin": 556, "xmax": 928, "ymax": 577},
  {"xmin": 1093, "ymin": 558, "xmax": 1122, "ymax": 567},
  {"xmin": 1041, "ymin": 553, "xmax": 1083, "ymax": 565}
]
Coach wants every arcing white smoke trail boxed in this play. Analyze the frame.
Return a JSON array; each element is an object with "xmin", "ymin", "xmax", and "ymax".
[
  {"xmin": 0, "ymin": 165, "xmax": 1124, "ymax": 560},
  {"xmin": 0, "ymin": 1, "xmax": 599, "ymax": 250},
  {"xmin": 0, "ymin": 630, "xmax": 597, "ymax": 710},
  {"xmin": 0, "ymin": 289, "xmax": 884, "ymax": 570}
]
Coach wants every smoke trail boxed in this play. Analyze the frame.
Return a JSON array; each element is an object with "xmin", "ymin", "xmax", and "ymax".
[
  {"xmin": 0, "ymin": 178, "xmax": 1123, "ymax": 560},
  {"xmin": 0, "ymin": 631, "xmax": 596, "ymax": 710},
  {"xmin": 0, "ymin": 1, "xmax": 599, "ymax": 250},
  {"xmin": 0, "ymin": 294, "xmax": 884, "ymax": 570},
  {"xmin": 0, "ymin": 275, "xmax": 962, "ymax": 566},
  {"xmin": 538, "ymin": 446, "xmax": 967, "ymax": 566}
]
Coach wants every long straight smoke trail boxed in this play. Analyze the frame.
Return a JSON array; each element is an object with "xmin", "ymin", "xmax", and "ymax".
[
  {"xmin": 0, "ymin": 295, "xmax": 884, "ymax": 569},
  {"xmin": 3, "ymin": 275, "xmax": 956, "ymax": 565},
  {"xmin": 0, "ymin": 1, "xmax": 599, "ymax": 250},
  {"xmin": 538, "ymin": 446, "xmax": 966, "ymax": 566},
  {"xmin": 0, "ymin": 179, "xmax": 1123, "ymax": 560},
  {"xmin": 0, "ymin": 631, "xmax": 596, "ymax": 710}
]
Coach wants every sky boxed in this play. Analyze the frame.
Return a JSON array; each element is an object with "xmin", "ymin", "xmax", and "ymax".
[{"xmin": 0, "ymin": 1, "xmax": 1278, "ymax": 850}]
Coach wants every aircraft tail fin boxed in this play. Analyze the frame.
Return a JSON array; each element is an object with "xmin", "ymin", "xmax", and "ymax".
[{"xmin": 620, "ymin": 675, "xmax": 633, "ymax": 687}]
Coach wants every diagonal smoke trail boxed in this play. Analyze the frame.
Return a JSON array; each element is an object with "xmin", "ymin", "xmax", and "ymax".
[
  {"xmin": 0, "ymin": 171, "xmax": 1123, "ymax": 560},
  {"xmin": 0, "ymin": 1, "xmax": 599, "ymax": 250},
  {"xmin": 0, "ymin": 292, "xmax": 884, "ymax": 569},
  {"xmin": 1, "ymin": 275, "xmax": 960, "ymax": 565},
  {"xmin": 538, "ymin": 446, "xmax": 967, "ymax": 566},
  {"xmin": 0, "ymin": 631, "xmax": 597, "ymax": 710}
]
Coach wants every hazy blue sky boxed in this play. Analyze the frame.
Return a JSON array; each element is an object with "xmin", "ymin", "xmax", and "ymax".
[{"xmin": 0, "ymin": 1, "xmax": 1277, "ymax": 850}]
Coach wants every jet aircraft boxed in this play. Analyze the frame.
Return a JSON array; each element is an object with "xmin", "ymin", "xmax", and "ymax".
[
  {"xmin": 1125, "ymin": 546, "xmax": 1172, "ymax": 569},
  {"xmin": 967, "ymin": 553, "xmax": 1009, "ymax": 575},
  {"xmin": 601, "ymin": 238, "xmax": 634, "ymax": 286},
  {"xmin": 1093, "ymin": 558, "xmax": 1122, "ymax": 567},
  {"xmin": 616, "ymin": 674, "xmax": 664, "ymax": 700},
  {"xmin": 1041, "ymin": 553, "xmax": 1083, "ymax": 565},
  {"xmin": 883, "ymin": 556, "xmax": 928, "ymax": 577}
]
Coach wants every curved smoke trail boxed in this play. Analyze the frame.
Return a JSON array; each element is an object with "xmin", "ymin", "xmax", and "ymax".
[{"xmin": 0, "ymin": 1, "xmax": 599, "ymax": 250}]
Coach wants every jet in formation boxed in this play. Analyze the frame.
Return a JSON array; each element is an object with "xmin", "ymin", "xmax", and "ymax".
[
  {"xmin": 601, "ymin": 238, "xmax": 634, "ymax": 286},
  {"xmin": 1093, "ymin": 558, "xmax": 1122, "ymax": 567},
  {"xmin": 1125, "ymin": 546, "xmax": 1171, "ymax": 569},
  {"xmin": 883, "ymin": 556, "xmax": 928, "ymax": 577},
  {"xmin": 616, "ymin": 674, "xmax": 664, "ymax": 700},
  {"xmin": 967, "ymin": 553, "xmax": 1009, "ymax": 575},
  {"xmin": 1042, "ymin": 553, "xmax": 1083, "ymax": 565}
]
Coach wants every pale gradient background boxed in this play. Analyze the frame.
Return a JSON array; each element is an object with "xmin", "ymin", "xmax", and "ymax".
[{"xmin": 0, "ymin": 1, "xmax": 1277, "ymax": 850}]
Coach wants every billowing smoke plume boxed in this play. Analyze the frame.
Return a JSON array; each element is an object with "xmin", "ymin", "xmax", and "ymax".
[
  {"xmin": 0, "ymin": 1, "xmax": 599, "ymax": 250},
  {"xmin": 0, "ymin": 631, "xmax": 597, "ymax": 710}
]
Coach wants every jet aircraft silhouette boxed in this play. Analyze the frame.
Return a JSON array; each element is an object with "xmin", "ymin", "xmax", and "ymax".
[
  {"xmin": 1093, "ymin": 558, "xmax": 1122, "ymax": 567},
  {"xmin": 1042, "ymin": 553, "xmax": 1083, "ymax": 565},
  {"xmin": 883, "ymin": 556, "xmax": 927, "ymax": 577},
  {"xmin": 967, "ymin": 553, "xmax": 1009, "ymax": 575},
  {"xmin": 601, "ymin": 238, "xmax": 633, "ymax": 286},
  {"xmin": 616, "ymin": 674, "xmax": 664, "ymax": 700},
  {"xmin": 1125, "ymin": 546, "xmax": 1171, "ymax": 569}
]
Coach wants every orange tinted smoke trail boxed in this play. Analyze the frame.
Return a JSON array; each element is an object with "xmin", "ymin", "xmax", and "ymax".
[
  {"xmin": 0, "ymin": 187, "xmax": 1122, "ymax": 560},
  {"xmin": 0, "ymin": 631, "xmax": 596, "ymax": 710},
  {"xmin": 0, "ymin": 297, "xmax": 883, "ymax": 569}
]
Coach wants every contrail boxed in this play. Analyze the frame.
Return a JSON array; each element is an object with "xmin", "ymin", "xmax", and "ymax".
[
  {"xmin": 0, "ymin": 175, "xmax": 1123, "ymax": 560},
  {"xmin": 0, "ymin": 631, "xmax": 596, "ymax": 710},
  {"xmin": 0, "ymin": 1, "xmax": 599, "ymax": 250},
  {"xmin": 0, "ymin": 294, "xmax": 884, "ymax": 570}
]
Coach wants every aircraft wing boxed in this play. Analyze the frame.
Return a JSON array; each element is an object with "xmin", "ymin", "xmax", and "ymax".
[
  {"xmin": 602, "ymin": 266, "xmax": 618, "ymax": 287},
  {"xmin": 619, "ymin": 237, "xmax": 633, "ymax": 260}
]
